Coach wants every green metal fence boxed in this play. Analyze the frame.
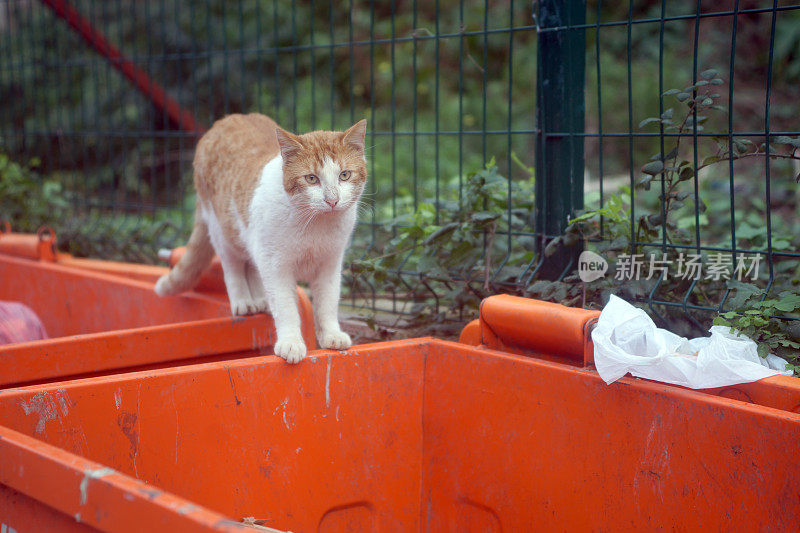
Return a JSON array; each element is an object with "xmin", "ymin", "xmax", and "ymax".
[
  {"xmin": 1, "ymin": 0, "xmax": 798, "ymax": 331},
  {"xmin": 573, "ymin": 0, "xmax": 800, "ymax": 334}
]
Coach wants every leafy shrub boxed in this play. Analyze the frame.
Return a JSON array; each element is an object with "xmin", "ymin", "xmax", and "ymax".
[
  {"xmin": 714, "ymin": 282, "xmax": 800, "ymax": 370},
  {"xmin": 0, "ymin": 151, "xmax": 69, "ymax": 232},
  {"xmin": 569, "ymin": 70, "xmax": 800, "ymax": 364},
  {"xmin": 347, "ymin": 157, "xmax": 534, "ymax": 323}
]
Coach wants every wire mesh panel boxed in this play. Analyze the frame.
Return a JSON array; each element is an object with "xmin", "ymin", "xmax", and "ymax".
[
  {"xmin": 0, "ymin": 0, "xmax": 798, "ymax": 334},
  {"xmin": 0, "ymin": 0, "xmax": 536, "ymax": 320},
  {"xmin": 558, "ymin": 0, "xmax": 800, "ymax": 336}
]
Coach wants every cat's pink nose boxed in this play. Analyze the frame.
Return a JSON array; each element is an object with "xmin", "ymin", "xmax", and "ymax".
[{"xmin": 325, "ymin": 199, "xmax": 338, "ymax": 208}]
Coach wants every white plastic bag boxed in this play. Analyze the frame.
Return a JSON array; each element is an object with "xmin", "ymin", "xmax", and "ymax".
[{"xmin": 592, "ymin": 294, "xmax": 793, "ymax": 388}]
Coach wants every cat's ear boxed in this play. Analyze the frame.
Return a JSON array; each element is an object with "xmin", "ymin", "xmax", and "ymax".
[
  {"xmin": 275, "ymin": 128, "xmax": 304, "ymax": 160},
  {"xmin": 342, "ymin": 119, "xmax": 367, "ymax": 151}
]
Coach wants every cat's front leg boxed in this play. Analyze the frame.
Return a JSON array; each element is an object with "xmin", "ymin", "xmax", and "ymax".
[
  {"xmin": 244, "ymin": 261, "xmax": 269, "ymax": 314},
  {"xmin": 311, "ymin": 260, "xmax": 352, "ymax": 351},
  {"xmin": 216, "ymin": 248, "xmax": 261, "ymax": 316},
  {"xmin": 256, "ymin": 263, "xmax": 306, "ymax": 363}
]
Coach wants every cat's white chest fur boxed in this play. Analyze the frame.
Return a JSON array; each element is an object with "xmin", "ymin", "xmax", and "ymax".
[{"xmin": 244, "ymin": 155, "xmax": 357, "ymax": 282}]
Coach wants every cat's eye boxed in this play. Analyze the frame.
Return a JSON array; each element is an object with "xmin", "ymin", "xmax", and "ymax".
[
  {"xmin": 339, "ymin": 170, "xmax": 352, "ymax": 181},
  {"xmin": 305, "ymin": 174, "xmax": 319, "ymax": 184}
]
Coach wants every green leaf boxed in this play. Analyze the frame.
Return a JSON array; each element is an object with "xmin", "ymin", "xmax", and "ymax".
[
  {"xmin": 757, "ymin": 343, "xmax": 770, "ymax": 358},
  {"xmin": 636, "ymin": 174, "xmax": 654, "ymax": 190},
  {"xmin": 773, "ymin": 295, "xmax": 800, "ymax": 312},
  {"xmin": 686, "ymin": 115, "xmax": 708, "ymax": 125},
  {"xmin": 422, "ymin": 222, "xmax": 459, "ymax": 246},
  {"xmin": 676, "ymin": 92, "xmax": 691, "ymax": 102},
  {"xmin": 724, "ymin": 280, "xmax": 763, "ymax": 309},
  {"xmin": 638, "ymin": 117, "xmax": 662, "ymax": 129},
  {"xmin": 569, "ymin": 211, "xmax": 599, "ymax": 225},
  {"xmin": 544, "ymin": 237, "xmax": 562, "ymax": 258},
  {"xmin": 674, "ymin": 191, "xmax": 691, "ymax": 201},
  {"xmin": 758, "ymin": 143, "xmax": 778, "ymax": 153},
  {"xmin": 701, "ymin": 69, "xmax": 718, "ymax": 79},
  {"xmin": 774, "ymin": 136, "xmax": 800, "ymax": 148},
  {"xmin": 641, "ymin": 160, "xmax": 664, "ymax": 175},
  {"xmin": 662, "ymin": 88, "xmax": 681, "ymax": 96},
  {"xmin": 736, "ymin": 222, "xmax": 762, "ymax": 240},
  {"xmin": 470, "ymin": 212, "xmax": 501, "ymax": 224},
  {"xmin": 562, "ymin": 231, "xmax": 580, "ymax": 247},
  {"xmin": 713, "ymin": 317, "xmax": 730, "ymax": 327}
]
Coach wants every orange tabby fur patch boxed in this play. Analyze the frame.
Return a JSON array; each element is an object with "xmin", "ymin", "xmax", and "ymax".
[
  {"xmin": 193, "ymin": 113, "xmax": 279, "ymax": 234},
  {"xmin": 277, "ymin": 126, "xmax": 368, "ymax": 196}
]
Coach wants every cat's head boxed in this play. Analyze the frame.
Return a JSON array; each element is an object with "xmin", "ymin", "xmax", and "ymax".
[{"xmin": 276, "ymin": 120, "xmax": 367, "ymax": 214}]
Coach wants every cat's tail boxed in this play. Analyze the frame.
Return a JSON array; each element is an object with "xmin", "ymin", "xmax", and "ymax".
[{"xmin": 154, "ymin": 213, "xmax": 214, "ymax": 297}]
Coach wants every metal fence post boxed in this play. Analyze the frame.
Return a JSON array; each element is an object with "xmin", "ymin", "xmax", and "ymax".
[{"xmin": 534, "ymin": 0, "xmax": 586, "ymax": 279}]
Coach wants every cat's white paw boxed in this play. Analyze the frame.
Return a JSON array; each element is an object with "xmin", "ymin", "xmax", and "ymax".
[
  {"xmin": 231, "ymin": 298, "xmax": 269, "ymax": 316},
  {"xmin": 249, "ymin": 298, "xmax": 269, "ymax": 314},
  {"xmin": 274, "ymin": 337, "xmax": 307, "ymax": 364},
  {"xmin": 154, "ymin": 275, "xmax": 172, "ymax": 297},
  {"xmin": 319, "ymin": 330, "xmax": 352, "ymax": 351}
]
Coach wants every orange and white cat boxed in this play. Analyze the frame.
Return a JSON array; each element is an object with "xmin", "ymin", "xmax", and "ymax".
[{"xmin": 155, "ymin": 113, "xmax": 367, "ymax": 363}]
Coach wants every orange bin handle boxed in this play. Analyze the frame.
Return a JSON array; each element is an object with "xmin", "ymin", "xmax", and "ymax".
[
  {"xmin": 0, "ymin": 224, "xmax": 58, "ymax": 262},
  {"xmin": 460, "ymin": 294, "xmax": 600, "ymax": 366}
]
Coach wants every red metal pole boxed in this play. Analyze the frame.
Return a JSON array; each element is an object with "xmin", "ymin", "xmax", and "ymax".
[{"xmin": 39, "ymin": 0, "xmax": 206, "ymax": 135}]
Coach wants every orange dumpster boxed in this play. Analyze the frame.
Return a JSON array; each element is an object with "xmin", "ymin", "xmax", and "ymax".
[
  {"xmin": 0, "ymin": 230, "xmax": 315, "ymax": 388},
  {"xmin": 1, "ymin": 227, "xmax": 798, "ymax": 530},
  {"xmin": 0, "ymin": 318, "xmax": 798, "ymax": 531},
  {"xmin": 462, "ymin": 294, "xmax": 800, "ymax": 414}
]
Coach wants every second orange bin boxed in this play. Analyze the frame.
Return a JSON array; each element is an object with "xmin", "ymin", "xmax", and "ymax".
[
  {"xmin": 0, "ymin": 234, "xmax": 316, "ymax": 388},
  {"xmin": 1, "ymin": 231, "xmax": 798, "ymax": 531},
  {"xmin": 1, "ymin": 330, "xmax": 799, "ymax": 531}
]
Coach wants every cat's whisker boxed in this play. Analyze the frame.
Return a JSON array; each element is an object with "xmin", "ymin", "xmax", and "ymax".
[
  {"xmin": 364, "ymin": 138, "xmax": 389, "ymax": 151},
  {"xmin": 356, "ymin": 210, "xmax": 374, "ymax": 221},
  {"xmin": 355, "ymin": 202, "xmax": 375, "ymax": 217},
  {"xmin": 297, "ymin": 206, "xmax": 320, "ymax": 234}
]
